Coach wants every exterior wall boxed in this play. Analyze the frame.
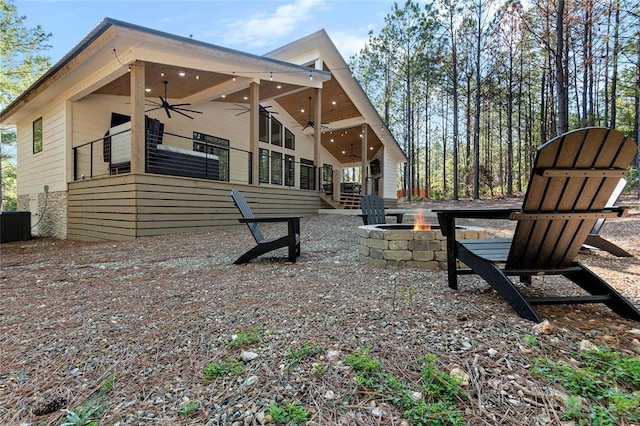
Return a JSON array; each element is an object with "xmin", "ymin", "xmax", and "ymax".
[
  {"xmin": 67, "ymin": 173, "xmax": 327, "ymax": 241},
  {"xmin": 382, "ymin": 153, "xmax": 399, "ymax": 200},
  {"xmin": 35, "ymin": 191, "xmax": 67, "ymax": 239},
  {"xmin": 16, "ymin": 101, "xmax": 68, "ymax": 237}
]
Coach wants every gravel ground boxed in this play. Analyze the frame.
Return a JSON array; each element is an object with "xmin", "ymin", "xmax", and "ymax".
[{"xmin": 1, "ymin": 195, "xmax": 639, "ymax": 425}]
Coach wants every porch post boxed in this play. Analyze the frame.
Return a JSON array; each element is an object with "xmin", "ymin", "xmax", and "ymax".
[
  {"xmin": 249, "ymin": 81, "xmax": 260, "ymax": 185},
  {"xmin": 361, "ymin": 124, "xmax": 368, "ymax": 195},
  {"xmin": 333, "ymin": 167, "xmax": 340, "ymax": 201},
  {"xmin": 130, "ymin": 61, "xmax": 145, "ymax": 174},
  {"xmin": 314, "ymin": 88, "xmax": 322, "ymax": 190}
]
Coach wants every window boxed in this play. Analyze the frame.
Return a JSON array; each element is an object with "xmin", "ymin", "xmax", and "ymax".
[
  {"xmin": 193, "ymin": 132, "xmax": 230, "ymax": 182},
  {"xmin": 33, "ymin": 117, "xmax": 43, "ymax": 154},
  {"xmin": 270, "ymin": 117, "xmax": 282, "ymax": 146},
  {"xmin": 259, "ymin": 148, "xmax": 270, "ymax": 183},
  {"xmin": 271, "ymin": 151, "xmax": 283, "ymax": 185},
  {"xmin": 285, "ymin": 154, "xmax": 295, "ymax": 187},
  {"xmin": 285, "ymin": 128, "xmax": 295, "ymax": 150},
  {"xmin": 259, "ymin": 106, "xmax": 270, "ymax": 142},
  {"xmin": 300, "ymin": 158, "xmax": 315, "ymax": 190}
]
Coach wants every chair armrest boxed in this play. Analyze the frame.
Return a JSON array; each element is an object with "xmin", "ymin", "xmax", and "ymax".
[
  {"xmin": 435, "ymin": 208, "xmax": 518, "ymax": 238},
  {"xmin": 434, "ymin": 208, "xmax": 519, "ymax": 220},
  {"xmin": 238, "ymin": 216, "xmax": 300, "ymax": 224}
]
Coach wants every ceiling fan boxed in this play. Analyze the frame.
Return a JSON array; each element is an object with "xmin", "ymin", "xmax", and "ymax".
[
  {"xmin": 227, "ymin": 103, "xmax": 279, "ymax": 116},
  {"xmin": 346, "ymin": 143, "xmax": 360, "ymax": 160},
  {"xmin": 146, "ymin": 80, "xmax": 203, "ymax": 119},
  {"xmin": 298, "ymin": 96, "xmax": 328, "ymax": 130}
]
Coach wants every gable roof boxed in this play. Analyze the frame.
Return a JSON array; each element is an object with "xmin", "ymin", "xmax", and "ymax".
[
  {"xmin": 0, "ymin": 19, "xmax": 405, "ymax": 164},
  {"xmin": 0, "ymin": 18, "xmax": 330, "ymax": 124},
  {"xmin": 265, "ymin": 30, "xmax": 407, "ymax": 163}
]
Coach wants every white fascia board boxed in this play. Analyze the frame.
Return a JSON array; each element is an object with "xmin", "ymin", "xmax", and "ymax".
[{"xmin": 130, "ymin": 39, "xmax": 329, "ymax": 89}]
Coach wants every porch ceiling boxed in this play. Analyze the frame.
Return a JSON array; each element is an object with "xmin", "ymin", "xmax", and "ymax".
[{"xmin": 92, "ymin": 62, "xmax": 381, "ymax": 164}]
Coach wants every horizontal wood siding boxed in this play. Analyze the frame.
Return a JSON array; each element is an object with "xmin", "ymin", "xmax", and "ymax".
[
  {"xmin": 68, "ymin": 173, "xmax": 324, "ymax": 241},
  {"xmin": 67, "ymin": 174, "xmax": 138, "ymax": 241}
]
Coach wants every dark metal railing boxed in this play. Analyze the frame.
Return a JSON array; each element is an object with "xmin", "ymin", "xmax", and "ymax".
[{"xmin": 71, "ymin": 129, "xmax": 320, "ymax": 190}]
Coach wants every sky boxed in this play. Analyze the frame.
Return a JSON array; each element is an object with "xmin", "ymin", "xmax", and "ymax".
[{"xmin": 16, "ymin": 0, "xmax": 400, "ymax": 65}]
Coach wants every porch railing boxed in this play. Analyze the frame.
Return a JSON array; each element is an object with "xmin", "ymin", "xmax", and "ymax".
[{"xmin": 71, "ymin": 129, "xmax": 320, "ymax": 191}]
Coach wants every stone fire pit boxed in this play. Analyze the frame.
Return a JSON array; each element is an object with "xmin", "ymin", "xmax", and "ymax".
[{"xmin": 357, "ymin": 223, "xmax": 487, "ymax": 270}]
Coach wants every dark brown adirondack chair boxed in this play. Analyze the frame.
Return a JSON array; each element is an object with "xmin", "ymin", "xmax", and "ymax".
[
  {"xmin": 230, "ymin": 189, "xmax": 300, "ymax": 264},
  {"xmin": 435, "ymin": 128, "xmax": 640, "ymax": 323},
  {"xmin": 583, "ymin": 178, "xmax": 632, "ymax": 257},
  {"xmin": 359, "ymin": 194, "xmax": 404, "ymax": 225}
]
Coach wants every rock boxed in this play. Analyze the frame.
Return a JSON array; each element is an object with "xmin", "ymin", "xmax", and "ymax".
[
  {"xmin": 326, "ymin": 350, "xmax": 342, "ymax": 362},
  {"xmin": 241, "ymin": 351, "xmax": 258, "ymax": 362},
  {"xmin": 487, "ymin": 348, "xmax": 498, "ymax": 356},
  {"xmin": 629, "ymin": 328, "xmax": 640, "ymax": 335},
  {"xmin": 449, "ymin": 367, "xmax": 469, "ymax": 386},
  {"xmin": 243, "ymin": 376, "xmax": 259, "ymax": 387},
  {"xmin": 368, "ymin": 406, "xmax": 385, "ymax": 417},
  {"xmin": 323, "ymin": 390, "xmax": 335, "ymax": 400},
  {"xmin": 532, "ymin": 319, "xmax": 553, "ymax": 335},
  {"xmin": 410, "ymin": 391, "xmax": 422, "ymax": 401},
  {"xmin": 579, "ymin": 340, "xmax": 597, "ymax": 351}
]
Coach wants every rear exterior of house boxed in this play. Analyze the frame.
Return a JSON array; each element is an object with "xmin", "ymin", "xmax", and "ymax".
[{"xmin": 0, "ymin": 19, "xmax": 406, "ymax": 241}]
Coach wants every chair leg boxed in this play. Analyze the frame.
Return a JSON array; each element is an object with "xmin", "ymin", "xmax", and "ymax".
[
  {"xmin": 584, "ymin": 235, "xmax": 632, "ymax": 257},
  {"xmin": 563, "ymin": 263, "xmax": 640, "ymax": 321},
  {"xmin": 457, "ymin": 245, "xmax": 543, "ymax": 323}
]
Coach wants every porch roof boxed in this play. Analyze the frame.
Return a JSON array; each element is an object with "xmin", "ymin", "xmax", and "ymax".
[{"xmin": 0, "ymin": 17, "xmax": 331, "ymax": 124}]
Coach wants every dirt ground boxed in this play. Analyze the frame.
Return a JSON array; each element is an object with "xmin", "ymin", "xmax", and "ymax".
[{"xmin": 1, "ymin": 195, "xmax": 639, "ymax": 425}]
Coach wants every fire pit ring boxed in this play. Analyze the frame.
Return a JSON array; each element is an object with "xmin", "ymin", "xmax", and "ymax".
[{"xmin": 357, "ymin": 223, "xmax": 487, "ymax": 270}]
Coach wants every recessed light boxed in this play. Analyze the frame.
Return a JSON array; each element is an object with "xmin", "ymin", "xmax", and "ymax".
[
  {"xmin": 332, "ymin": 101, "xmax": 337, "ymax": 105},
  {"xmin": 301, "ymin": 108, "xmax": 305, "ymax": 113},
  {"xmin": 243, "ymin": 96, "xmax": 248, "ymax": 100},
  {"xmin": 277, "ymin": 85, "xmax": 282, "ymax": 89},
  {"xmin": 330, "ymin": 138, "xmax": 334, "ymax": 143},
  {"xmin": 178, "ymin": 71, "xmax": 186, "ymax": 77},
  {"xmin": 341, "ymin": 150, "xmax": 346, "ymax": 154},
  {"xmin": 369, "ymin": 147, "xmax": 374, "ymax": 150},
  {"xmin": 145, "ymin": 88, "xmax": 151, "ymax": 92},
  {"xmin": 221, "ymin": 94, "xmax": 226, "ymax": 98}
]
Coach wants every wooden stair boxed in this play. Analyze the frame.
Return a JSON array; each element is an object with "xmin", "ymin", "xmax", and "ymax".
[{"xmin": 319, "ymin": 193, "xmax": 362, "ymax": 209}]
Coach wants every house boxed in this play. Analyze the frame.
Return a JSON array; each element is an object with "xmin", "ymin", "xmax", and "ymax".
[{"xmin": 0, "ymin": 18, "xmax": 407, "ymax": 241}]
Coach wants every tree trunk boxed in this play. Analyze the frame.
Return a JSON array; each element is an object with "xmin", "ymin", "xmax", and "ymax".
[{"xmin": 556, "ymin": 0, "xmax": 569, "ymax": 134}]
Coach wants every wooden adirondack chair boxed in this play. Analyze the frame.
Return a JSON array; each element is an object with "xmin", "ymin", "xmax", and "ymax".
[
  {"xmin": 435, "ymin": 128, "xmax": 640, "ymax": 323},
  {"xmin": 230, "ymin": 189, "xmax": 301, "ymax": 264},
  {"xmin": 359, "ymin": 194, "xmax": 404, "ymax": 225}
]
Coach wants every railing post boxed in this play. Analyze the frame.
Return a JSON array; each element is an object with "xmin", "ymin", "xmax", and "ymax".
[{"xmin": 73, "ymin": 147, "xmax": 77, "ymax": 181}]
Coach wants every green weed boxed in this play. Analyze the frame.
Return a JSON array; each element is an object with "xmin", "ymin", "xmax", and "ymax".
[
  {"xmin": 227, "ymin": 326, "xmax": 262, "ymax": 347},
  {"xmin": 60, "ymin": 374, "xmax": 115, "ymax": 425},
  {"xmin": 269, "ymin": 400, "xmax": 309, "ymax": 425},
  {"xmin": 178, "ymin": 400, "xmax": 199, "ymax": 416},
  {"xmin": 204, "ymin": 357, "xmax": 243, "ymax": 379},
  {"xmin": 532, "ymin": 348, "xmax": 640, "ymax": 424},
  {"xmin": 344, "ymin": 348, "xmax": 466, "ymax": 425},
  {"xmin": 286, "ymin": 342, "xmax": 320, "ymax": 370}
]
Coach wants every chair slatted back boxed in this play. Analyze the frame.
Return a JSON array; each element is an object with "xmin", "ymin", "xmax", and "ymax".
[
  {"xmin": 231, "ymin": 189, "xmax": 264, "ymax": 244},
  {"xmin": 360, "ymin": 195, "xmax": 386, "ymax": 225},
  {"xmin": 507, "ymin": 128, "xmax": 636, "ymax": 269}
]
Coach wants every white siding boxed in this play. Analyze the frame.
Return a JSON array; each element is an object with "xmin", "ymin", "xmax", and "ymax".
[
  {"xmin": 16, "ymin": 101, "xmax": 67, "ymax": 196},
  {"xmin": 383, "ymin": 153, "xmax": 398, "ymax": 199}
]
